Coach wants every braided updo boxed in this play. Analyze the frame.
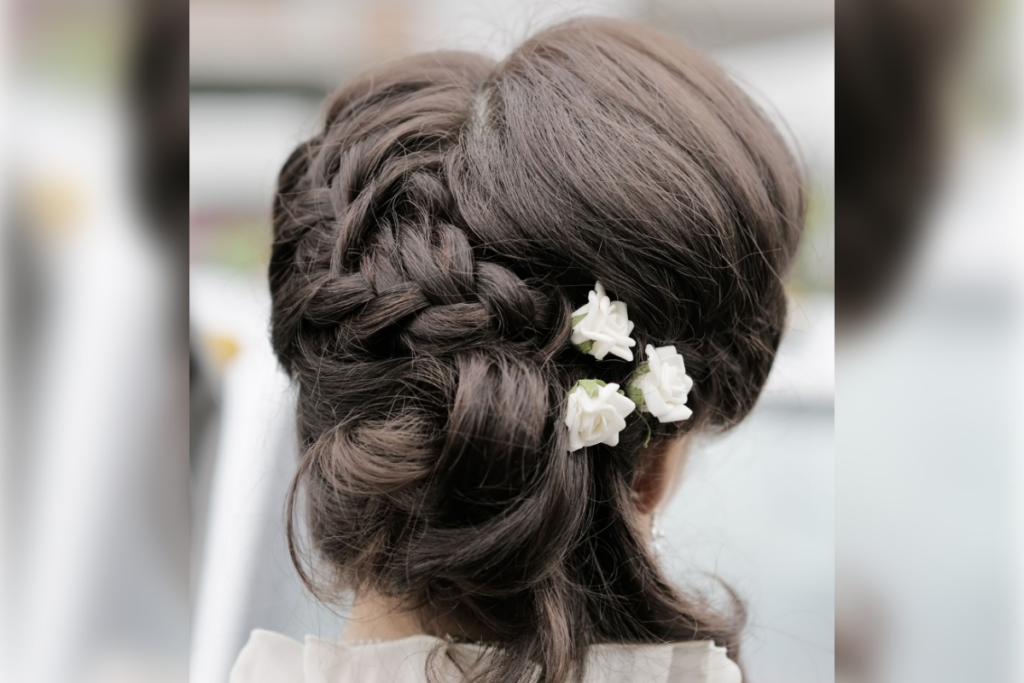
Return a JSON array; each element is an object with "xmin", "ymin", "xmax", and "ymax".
[{"xmin": 270, "ymin": 18, "xmax": 804, "ymax": 683}]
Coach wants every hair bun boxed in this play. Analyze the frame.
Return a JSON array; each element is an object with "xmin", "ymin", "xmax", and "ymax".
[{"xmin": 271, "ymin": 18, "xmax": 804, "ymax": 682}]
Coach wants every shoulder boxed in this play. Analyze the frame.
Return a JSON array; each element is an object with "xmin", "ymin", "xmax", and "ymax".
[
  {"xmin": 229, "ymin": 631, "xmax": 447, "ymax": 683},
  {"xmin": 588, "ymin": 640, "xmax": 741, "ymax": 683},
  {"xmin": 665, "ymin": 641, "xmax": 742, "ymax": 683},
  {"xmin": 229, "ymin": 630, "xmax": 305, "ymax": 683}
]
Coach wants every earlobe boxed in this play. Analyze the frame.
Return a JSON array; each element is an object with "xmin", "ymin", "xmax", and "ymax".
[
  {"xmin": 630, "ymin": 435, "xmax": 691, "ymax": 516},
  {"xmin": 631, "ymin": 451, "xmax": 666, "ymax": 516}
]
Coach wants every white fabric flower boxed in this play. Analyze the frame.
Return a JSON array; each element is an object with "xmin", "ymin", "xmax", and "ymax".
[
  {"xmin": 570, "ymin": 282, "xmax": 636, "ymax": 361},
  {"xmin": 629, "ymin": 345, "xmax": 694, "ymax": 423},
  {"xmin": 565, "ymin": 380, "xmax": 637, "ymax": 452}
]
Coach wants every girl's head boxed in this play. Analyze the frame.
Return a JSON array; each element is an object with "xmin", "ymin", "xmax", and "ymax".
[{"xmin": 270, "ymin": 17, "xmax": 804, "ymax": 683}]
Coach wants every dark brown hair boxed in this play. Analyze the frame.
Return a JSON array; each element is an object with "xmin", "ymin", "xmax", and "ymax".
[{"xmin": 269, "ymin": 18, "xmax": 804, "ymax": 683}]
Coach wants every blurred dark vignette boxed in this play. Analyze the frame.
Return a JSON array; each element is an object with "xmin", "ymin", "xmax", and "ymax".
[
  {"xmin": 133, "ymin": 0, "xmax": 188, "ymax": 246},
  {"xmin": 837, "ymin": 0, "xmax": 966, "ymax": 322},
  {"xmin": 3, "ymin": 0, "xmax": 188, "ymax": 682}
]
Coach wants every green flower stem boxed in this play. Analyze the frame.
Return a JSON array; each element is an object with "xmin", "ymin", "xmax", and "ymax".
[{"xmin": 626, "ymin": 384, "xmax": 645, "ymax": 408}]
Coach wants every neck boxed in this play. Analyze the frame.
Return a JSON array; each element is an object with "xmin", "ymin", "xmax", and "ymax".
[
  {"xmin": 343, "ymin": 590, "xmax": 499, "ymax": 643},
  {"xmin": 343, "ymin": 591, "xmax": 427, "ymax": 642}
]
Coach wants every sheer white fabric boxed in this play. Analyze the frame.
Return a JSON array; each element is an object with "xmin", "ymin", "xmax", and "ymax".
[{"xmin": 230, "ymin": 629, "xmax": 741, "ymax": 683}]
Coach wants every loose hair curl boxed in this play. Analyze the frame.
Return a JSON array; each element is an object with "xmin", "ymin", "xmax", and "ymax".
[{"xmin": 269, "ymin": 18, "xmax": 804, "ymax": 683}]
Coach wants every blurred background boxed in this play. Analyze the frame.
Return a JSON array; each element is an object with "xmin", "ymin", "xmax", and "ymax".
[
  {"xmin": 3, "ymin": 1, "xmax": 187, "ymax": 683},
  {"xmin": 834, "ymin": 1, "xmax": 1023, "ymax": 683},
  {"xmin": 189, "ymin": 2, "xmax": 834, "ymax": 683}
]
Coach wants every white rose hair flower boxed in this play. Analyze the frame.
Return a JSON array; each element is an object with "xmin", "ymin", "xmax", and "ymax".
[
  {"xmin": 564, "ymin": 379, "xmax": 637, "ymax": 452},
  {"xmin": 628, "ymin": 344, "xmax": 694, "ymax": 423},
  {"xmin": 570, "ymin": 282, "xmax": 636, "ymax": 361}
]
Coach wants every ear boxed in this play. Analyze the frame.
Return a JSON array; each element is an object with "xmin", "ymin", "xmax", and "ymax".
[{"xmin": 631, "ymin": 435, "xmax": 691, "ymax": 516}]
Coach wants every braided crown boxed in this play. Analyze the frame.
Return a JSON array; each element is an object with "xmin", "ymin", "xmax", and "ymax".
[{"xmin": 270, "ymin": 60, "xmax": 570, "ymax": 373}]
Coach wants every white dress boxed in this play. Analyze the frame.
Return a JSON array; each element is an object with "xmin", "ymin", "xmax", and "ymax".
[{"xmin": 230, "ymin": 630, "xmax": 742, "ymax": 683}]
